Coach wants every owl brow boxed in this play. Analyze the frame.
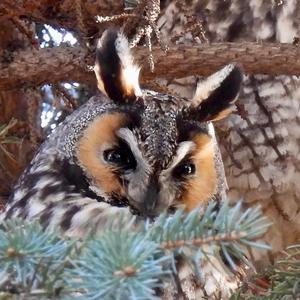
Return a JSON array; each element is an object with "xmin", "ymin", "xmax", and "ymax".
[{"xmin": 163, "ymin": 141, "xmax": 196, "ymax": 172}]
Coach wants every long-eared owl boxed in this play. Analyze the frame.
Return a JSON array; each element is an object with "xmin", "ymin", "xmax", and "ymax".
[{"xmin": 2, "ymin": 29, "xmax": 242, "ymax": 238}]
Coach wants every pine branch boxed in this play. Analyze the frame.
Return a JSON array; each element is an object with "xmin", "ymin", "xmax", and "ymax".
[
  {"xmin": 270, "ymin": 245, "xmax": 300, "ymax": 299},
  {"xmin": 147, "ymin": 202, "xmax": 271, "ymax": 272},
  {"xmin": 0, "ymin": 202, "xmax": 271, "ymax": 299},
  {"xmin": 1, "ymin": 42, "xmax": 300, "ymax": 91},
  {"xmin": 0, "ymin": 119, "xmax": 20, "ymax": 163},
  {"xmin": 231, "ymin": 245, "xmax": 300, "ymax": 300},
  {"xmin": 65, "ymin": 228, "xmax": 169, "ymax": 300},
  {"xmin": 0, "ymin": 119, "xmax": 19, "ymax": 142},
  {"xmin": 0, "ymin": 219, "xmax": 72, "ymax": 299}
]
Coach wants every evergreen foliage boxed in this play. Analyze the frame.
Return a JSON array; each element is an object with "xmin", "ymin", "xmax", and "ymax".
[
  {"xmin": 231, "ymin": 244, "xmax": 300, "ymax": 300},
  {"xmin": 0, "ymin": 219, "xmax": 72, "ymax": 299},
  {"xmin": 0, "ymin": 201, "xmax": 272, "ymax": 299},
  {"xmin": 270, "ymin": 245, "xmax": 300, "ymax": 299}
]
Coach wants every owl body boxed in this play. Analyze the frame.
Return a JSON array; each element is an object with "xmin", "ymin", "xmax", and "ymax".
[
  {"xmin": 1, "ymin": 29, "xmax": 243, "ymax": 298},
  {"xmin": 3, "ymin": 92, "xmax": 231, "ymax": 236}
]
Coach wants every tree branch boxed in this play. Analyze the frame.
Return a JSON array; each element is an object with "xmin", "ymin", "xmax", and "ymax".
[
  {"xmin": 0, "ymin": 0, "xmax": 124, "ymax": 33},
  {"xmin": 1, "ymin": 42, "xmax": 300, "ymax": 90},
  {"xmin": 145, "ymin": 42, "xmax": 300, "ymax": 78},
  {"xmin": 0, "ymin": 46, "xmax": 95, "ymax": 90}
]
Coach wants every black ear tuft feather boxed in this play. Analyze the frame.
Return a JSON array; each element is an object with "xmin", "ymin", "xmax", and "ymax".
[
  {"xmin": 94, "ymin": 28, "xmax": 141, "ymax": 102},
  {"xmin": 187, "ymin": 64, "xmax": 243, "ymax": 122}
]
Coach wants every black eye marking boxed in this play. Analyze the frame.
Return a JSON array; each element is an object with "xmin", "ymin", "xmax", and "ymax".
[
  {"xmin": 173, "ymin": 160, "xmax": 196, "ymax": 179},
  {"xmin": 103, "ymin": 140, "xmax": 136, "ymax": 172}
]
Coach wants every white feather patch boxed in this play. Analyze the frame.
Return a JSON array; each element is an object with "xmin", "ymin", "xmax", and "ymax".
[
  {"xmin": 165, "ymin": 141, "xmax": 196, "ymax": 172},
  {"xmin": 28, "ymin": 201, "xmax": 46, "ymax": 218},
  {"xmin": 115, "ymin": 33, "xmax": 142, "ymax": 97},
  {"xmin": 94, "ymin": 61, "xmax": 106, "ymax": 95},
  {"xmin": 193, "ymin": 64, "xmax": 235, "ymax": 105}
]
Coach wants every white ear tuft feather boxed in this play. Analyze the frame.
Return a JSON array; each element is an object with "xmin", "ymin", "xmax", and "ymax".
[
  {"xmin": 193, "ymin": 64, "xmax": 236, "ymax": 105},
  {"xmin": 94, "ymin": 29, "xmax": 141, "ymax": 101},
  {"xmin": 115, "ymin": 32, "xmax": 142, "ymax": 97},
  {"xmin": 185, "ymin": 64, "xmax": 243, "ymax": 122}
]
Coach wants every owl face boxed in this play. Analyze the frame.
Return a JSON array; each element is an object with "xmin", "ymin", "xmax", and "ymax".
[{"xmin": 75, "ymin": 29, "xmax": 243, "ymax": 217}]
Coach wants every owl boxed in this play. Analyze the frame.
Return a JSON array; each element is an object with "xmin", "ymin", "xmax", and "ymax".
[
  {"xmin": 0, "ymin": 28, "xmax": 243, "ymax": 299},
  {"xmin": 2, "ymin": 28, "xmax": 242, "ymax": 236}
]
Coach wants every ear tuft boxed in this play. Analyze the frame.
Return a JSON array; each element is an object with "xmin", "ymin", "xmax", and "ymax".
[
  {"xmin": 190, "ymin": 64, "xmax": 243, "ymax": 122},
  {"xmin": 94, "ymin": 28, "xmax": 141, "ymax": 102}
]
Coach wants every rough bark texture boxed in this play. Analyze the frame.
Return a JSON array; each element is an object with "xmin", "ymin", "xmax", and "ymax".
[
  {"xmin": 0, "ymin": 19, "xmax": 39, "ymax": 210},
  {"xmin": 0, "ymin": 0, "xmax": 124, "ymax": 34},
  {"xmin": 1, "ymin": 42, "xmax": 300, "ymax": 91},
  {"xmin": 0, "ymin": 46, "xmax": 94, "ymax": 91}
]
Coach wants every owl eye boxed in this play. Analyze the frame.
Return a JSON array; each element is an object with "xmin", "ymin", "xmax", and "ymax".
[
  {"xmin": 103, "ymin": 143, "xmax": 136, "ymax": 171},
  {"xmin": 173, "ymin": 161, "xmax": 196, "ymax": 178}
]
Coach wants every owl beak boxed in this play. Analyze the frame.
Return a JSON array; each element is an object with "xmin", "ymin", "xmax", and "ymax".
[{"xmin": 142, "ymin": 177, "xmax": 159, "ymax": 216}]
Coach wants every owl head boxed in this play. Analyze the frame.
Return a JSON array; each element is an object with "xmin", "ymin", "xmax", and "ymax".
[{"xmin": 76, "ymin": 29, "xmax": 243, "ymax": 217}]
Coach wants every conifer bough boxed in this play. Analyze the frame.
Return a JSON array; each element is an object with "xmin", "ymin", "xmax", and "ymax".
[{"xmin": 0, "ymin": 201, "xmax": 271, "ymax": 300}]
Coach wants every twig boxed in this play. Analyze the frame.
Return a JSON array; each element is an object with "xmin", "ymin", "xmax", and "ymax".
[
  {"xmin": 161, "ymin": 231, "xmax": 248, "ymax": 250},
  {"xmin": 95, "ymin": 13, "xmax": 136, "ymax": 23},
  {"xmin": 53, "ymin": 84, "xmax": 78, "ymax": 110},
  {"xmin": 0, "ymin": 5, "xmax": 39, "ymax": 49}
]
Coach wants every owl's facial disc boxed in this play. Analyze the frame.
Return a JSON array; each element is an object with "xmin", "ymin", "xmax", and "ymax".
[
  {"xmin": 76, "ymin": 112, "xmax": 132, "ymax": 198},
  {"xmin": 76, "ymin": 112, "xmax": 217, "ymax": 217}
]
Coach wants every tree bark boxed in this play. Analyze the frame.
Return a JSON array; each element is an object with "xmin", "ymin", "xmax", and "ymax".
[
  {"xmin": 0, "ymin": 46, "xmax": 94, "ymax": 90},
  {"xmin": 0, "ymin": 19, "xmax": 40, "ymax": 209},
  {"xmin": 1, "ymin": 42, "xmax": 300, "ymax": 91},
  {"xmin": 0, "ymin": 0, "xmax": 124, "ymax": 34}
]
